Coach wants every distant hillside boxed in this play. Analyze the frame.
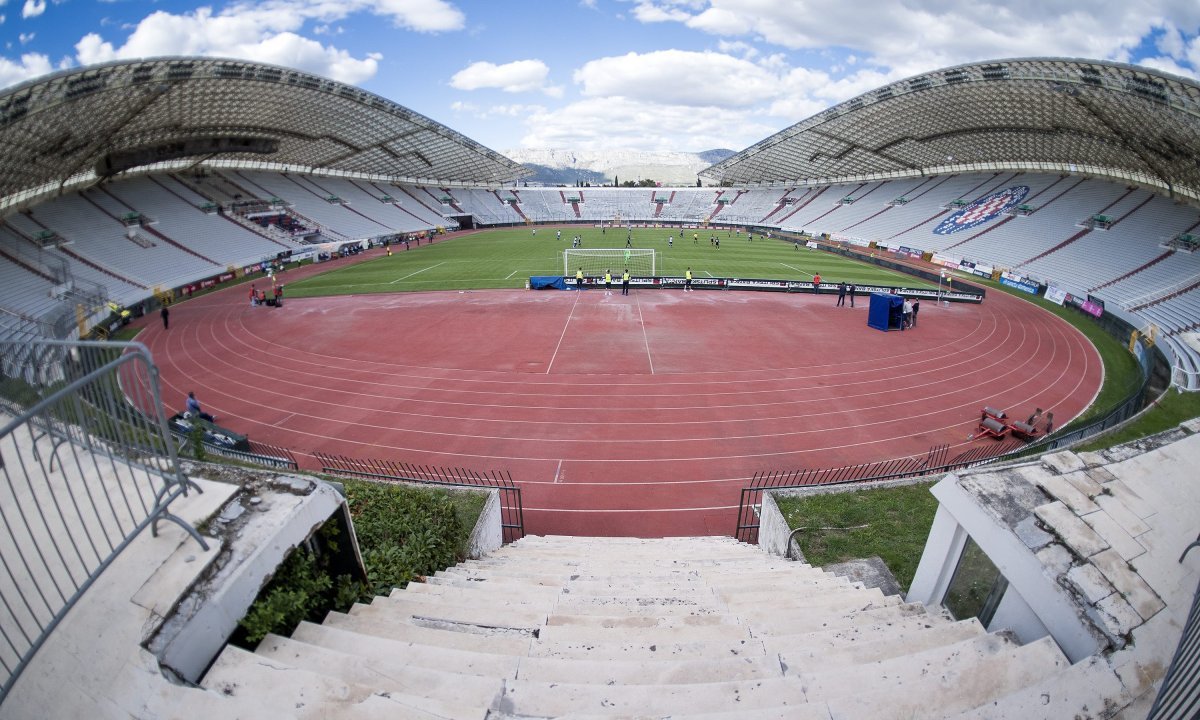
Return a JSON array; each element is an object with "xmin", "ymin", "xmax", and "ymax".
[{"xmin": 505, "ymin": 148, "xmax": 737, "ymax": 186}]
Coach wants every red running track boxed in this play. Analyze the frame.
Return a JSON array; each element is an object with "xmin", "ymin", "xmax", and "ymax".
[{"xmin": 141, "ymin": 273, "xmax": 1101, "ymax": 538}]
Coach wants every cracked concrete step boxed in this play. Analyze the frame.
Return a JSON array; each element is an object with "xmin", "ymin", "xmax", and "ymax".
[
  {"xmin": 775, "ymin": 617, "xmax": 986, "ymax": 671},
  {"xmin": 749, "ymin": 601, "xmax": 933, "ymax": 636},
  {"xmin": 947, "ymin": 654, "xmax": 1131, "ymax": 719},
  {"xmin": 528, "ymin": 636, "xmax": 768, "ymax": 662},
  {"xmin": 403, "ymin": 579, "xmax": 737, "ymax": 616},
  {"xmin": 806, "ymin": 635, "xmax": 1069, "ymax": 719},
  {"xmin": 513, "ymin": 652, "xmax": 783, "ymax": 685},
  {"xmin": 254, "ymin": 634, "xmax": 505, "ymax": 708},
  {"xmin": 538, "ymin": 613, "xmax": 752, "ymax": 644},
  {"xmin": 321, "ymin": 609, "xmax": 532, "ymax": 655},
  {"xmin": 724, "ymin": 585, "xmax": 898, "ymax": 613},
  {"xmin": 483, "ymin": 707, "xmax": 832, "ymax": 720},
  {"xmin": 497, "ymin": 675, "xmax": 810, "ymax": 717},
  {"xmin": 291, "ymin": 621, "xmax": 521, "ymax": 678},
  {"xmin": 202, "ymin": 645, "xmax": 487, "ymax": 719},
  {"xmin": 361, "ymin": 595, "xmax": 547, "ymax": 631},
  {"xmin": 395, "ymin": 582, "xmax": 564, "ymax": 610}
]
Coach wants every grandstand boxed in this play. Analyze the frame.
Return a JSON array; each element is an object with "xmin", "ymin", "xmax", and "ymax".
[{"xmin": 1, "ymin": 55, "xmax": 1199, "ymax": 718}]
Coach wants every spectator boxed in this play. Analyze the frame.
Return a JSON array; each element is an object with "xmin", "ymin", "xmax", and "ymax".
[{"xmin": 185, "ymin": 392, "xmax": 215, "ymax": 423}]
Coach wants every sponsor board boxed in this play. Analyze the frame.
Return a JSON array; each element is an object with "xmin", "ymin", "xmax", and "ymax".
[
  {"xmin": 806, "ymin": 241, "xmax": 819, "ymax": 249},
  {"xmin": 1045, "ymin": 285, "xmax": 1068, "ymax": 306},
  {"xmin": 1080, "ymin": 299, "xmax": 1104, "ymax": 317},
  {"xmin": 999, "ymin": 271, "xmax": 1040, "ymax": 295},
  {"xmin": 931, "ymin": 253, "xmax": 962, "ymax": 269}
]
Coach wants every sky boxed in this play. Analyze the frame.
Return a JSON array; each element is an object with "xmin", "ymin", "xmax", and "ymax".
[{"xmin": 1, "ymin": 0, "xmax": 1199, "ymax": 156}]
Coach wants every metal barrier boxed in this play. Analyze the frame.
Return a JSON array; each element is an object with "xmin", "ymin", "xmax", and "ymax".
[
  {"xmin": 175, "ymin": 434, "xmax": 300, "ymax": 471},
  {"xmin": 1146, "ymin": 536, "xmax": 1200, "ymax": 720},
  {"xmin": 735, "ymin": 358, "xmax": 1155, "ymax": 543},
  {"xmin": 313, "ymin": 452, "xmax": 524, "ymax": 543},
  {"xmin": 0, "ymin": 338, "xmax": 206, "ymax": 705}
]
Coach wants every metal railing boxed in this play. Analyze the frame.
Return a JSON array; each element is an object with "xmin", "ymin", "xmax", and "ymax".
[
  {"xmin": 735, "ymin": 370, "xmax": 1152, "ymax": 543},
  {"xmin": 313, "ymin": 452, "xmax": 524, "ymax": 543},
  {"xmin": 174, "ymin": 434, "xmax": 299, "ymax": 471},
  {"xmin": 0, "ymin": 338, "xmax": 206, "ymax": 704},
  {"xmin": 1146, "ymin": 536, "xmax": 1200, "ymax": 720}
]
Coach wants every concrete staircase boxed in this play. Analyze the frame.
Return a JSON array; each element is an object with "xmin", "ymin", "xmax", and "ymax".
[{"xmin": 201, "ymin": 535, "xmax": 1072, "ymax": 719}]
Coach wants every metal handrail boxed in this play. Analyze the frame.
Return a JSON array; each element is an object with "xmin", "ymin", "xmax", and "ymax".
[
  {"xmin": 1145, "ymin": 536, "xmax": 1200, "ymax": 720},
  {"xmin": 0, "ymin": 338, "xmax": 206, "ymax": 705}
]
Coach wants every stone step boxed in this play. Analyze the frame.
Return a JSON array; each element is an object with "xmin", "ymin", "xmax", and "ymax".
[
  {"xmin": 759, "ymin": 612, "xmax": 962, "ymax": 655},
  {"xmin": 513, "ymin": 651, "xmax": 783, "ymax": 685},
  {"xmin": 497, "ymin": 675, "xmax": 810, "ymax": 717},
  {"xmin": 291, "ymin": 621, "xmax": 521, "ymax": 678},
  {"xmin": 550, "ymin": 596, "xmax": 728, "ymax": 617},
  {"xmin": 539, "ymin": 613, "xmax": 751, "ymax": 644},
  {"xmin": 725, "ymin": 585, "xmax": 896, "ymax": 613},
  {"xmin": 202, "ymin": 645, "xmax": 487, "ymax": 719},
  {"xmin": 528, "ymin": 636, "xmax": 768, "ymax": 663},
  {"xmin": 948, "ymin": 654, "xmax": 1130, "ymax": 719},
  {"xmin": 254, "ymin": 634, "xmax": 504, "ymax": 707},
  {"xmin": 361, "ymin": 596, "xmax": 547, "ymax": 632},
  {"xmin": 776, "ymin": 618, "xmax": 986, "ymax": 671},
  {"xmin": 321, "ymin": 609, "xmax": 532, "ymax": 655},
  {"xmin": 750, "ymin": 601, "xmax": 932, "ymax": 636},
  {"xmin": 395, "ymin": 582, "xmax": 564, "ymax": 609},
  {"xmin": 806, "ymin": 635, "xmax": 1069, "ymax": 718}
]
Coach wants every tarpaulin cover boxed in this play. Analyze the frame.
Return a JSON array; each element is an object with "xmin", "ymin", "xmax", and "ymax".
[{"xmin": 530, "ymin": 276, "xmax": 568, "ymax": 289}]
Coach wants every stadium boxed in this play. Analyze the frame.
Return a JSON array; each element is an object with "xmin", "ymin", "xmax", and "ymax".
[{"xmin": 0, "ymin": 54, "xmax": 1198, "ymax": 717}]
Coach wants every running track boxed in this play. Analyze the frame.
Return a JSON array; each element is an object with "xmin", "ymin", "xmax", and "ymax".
[{"xmin": 140, "ymin": 256, "xmax": 1102, "ymax": 538}]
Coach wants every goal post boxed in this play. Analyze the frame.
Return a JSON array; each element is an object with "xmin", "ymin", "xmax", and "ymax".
[{"xmin": 564, "ymin": 248, "xmax": 656, "ymax": 277}]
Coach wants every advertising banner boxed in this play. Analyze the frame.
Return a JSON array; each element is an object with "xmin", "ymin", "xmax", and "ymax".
[
  {"xmin": 1044, "ymin": 285, "xmax": 1068, "ymax": 305},
  {"xmin": 1080, "ymin": 299, "xmax": 1104, "ymax": 317},
  {"xmin": 1000, "ymin": 271, "xmax": 1040, "ymax": 295}
]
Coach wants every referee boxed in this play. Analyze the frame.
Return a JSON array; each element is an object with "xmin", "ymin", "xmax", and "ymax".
[
  {"xmin": 622, "ymin": 268, "xmax": 630, "ymax": 296},
  {"xmin": 575, "ymin": 267, "xmax": 584, "ymax": 290},
  {"xmin": 604, "ymin": 269, "xmax": 612, "ymax": 295}
]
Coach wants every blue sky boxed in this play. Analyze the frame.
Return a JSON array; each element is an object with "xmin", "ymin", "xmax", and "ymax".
[{"xmin": 2, "ymin": 1, "xmax": 1198, "ymax": 155}]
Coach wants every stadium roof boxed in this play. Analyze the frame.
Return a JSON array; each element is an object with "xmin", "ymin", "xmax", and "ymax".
[
  {"xmin": 0, "ymin": 57, "xmax": 530, "ymax": 210},
  {"xmin": 702, "ymin": 58, "xmax": 1200, "ymax": 204}
]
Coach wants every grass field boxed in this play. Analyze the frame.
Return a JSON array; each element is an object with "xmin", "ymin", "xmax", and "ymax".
[{"xmin": 284, "ymin": 227, "xmax": 938, "ymax": 298}]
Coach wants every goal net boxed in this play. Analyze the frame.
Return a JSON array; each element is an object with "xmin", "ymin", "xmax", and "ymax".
[{"xmin": 564, "ymin": 248, "xmax": 656, "ymax": 277}]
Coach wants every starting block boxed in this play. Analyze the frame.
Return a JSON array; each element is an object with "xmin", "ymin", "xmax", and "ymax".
[{"xmin": 970, "ymin": 406, "xmax": 1043, "ymax": 442}]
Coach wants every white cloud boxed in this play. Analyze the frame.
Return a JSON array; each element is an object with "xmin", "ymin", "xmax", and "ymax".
[
  {"xmin": 365, "ymin": 0, "xmax": 465, "ymax": 32},
  {"xmin": 454, "ymin": 101, "xmax": 546, "ymax": 119},
  {"xmin": 1138, "ymin": 55, "xmax": 1198, "ymax": 79},
  {"xmin": 716, "ymin": 39, "xmax": 756, "ymax": 59},
  {"xmin": 71, "ymin": 4, "xmax": 393, "ymax": 84},
  {"xmin": 520, "ymin": 96, "xmax": 775, "ymax": 152},
  {"xmin": 574, "ymin": 50, "xmax": 781, "ymax": 107},
  {"xmin": 0, "ymin": 51, "xmax": 53, "ymax": 87},
  {"xmin": 450, "ymin": 59, "xmax": 561, "ymax": 96},
  {"xmin": 21, "ymin": 0, "xmax": 45, "ymax": 19},
  {"xmin": 629, "ymin": 1, "xmax": 1200, "ymax": 79},
  {"xmin": 19, "ymin": 32, "xmax": 34, "ymax": 44}
]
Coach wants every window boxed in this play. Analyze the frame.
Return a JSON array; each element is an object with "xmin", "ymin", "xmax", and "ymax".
[{"xmin": 943, "ymin": 535, "xmax": 1008, "ymax": 626}]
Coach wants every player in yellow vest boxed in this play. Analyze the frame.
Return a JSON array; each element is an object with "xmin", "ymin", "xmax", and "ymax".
[
  {"xmin": 685, "ymin": 268, "xmax": 693, "ymax": 292},
  {"xmin": 622, "ymin": 269, "xmax": 630, "ymax": 296},
  {"xmin": 575, "ymin": 267, "xmax": 584, "ymax": 290},
  {"xmin": 604, "ymin": 270, "xmax": 612, "ymax": 295}
]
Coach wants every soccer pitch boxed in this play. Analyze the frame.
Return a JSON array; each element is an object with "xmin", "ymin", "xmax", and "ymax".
[{"xmin": 284, "ymin": 226, "xmax": 938, "ymax": 298}]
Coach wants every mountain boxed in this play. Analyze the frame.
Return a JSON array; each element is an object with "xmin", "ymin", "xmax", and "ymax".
[{"xmin": 504, "ymin": 148, "xmax": 737, "ymax": 186}]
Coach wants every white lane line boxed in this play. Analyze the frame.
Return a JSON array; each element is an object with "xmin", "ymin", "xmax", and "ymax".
[
  {"xmin": 390, "ymin": 261, "xmax": 446, "ymax": 284},
  {"xmin": 505, "ymin": 268, "xmax": 520, "ymax": 279},
  {"xmin": 635, "ymin": 291, "xmax": 655, "ymax": 375},
  {"xmin": 780, "ymin": 263, "xmax": 811, "ymax": 277},
  {"xmin": 545, "ymin": 290, "xmax": 580, "ymax": 374},
  {"xmin": 703, "ymin": 270, "xmax": 713, "ymax": 277},
  {"xmin": 553, "ymin": 459, "xmax": 563, "ymax": 484}
]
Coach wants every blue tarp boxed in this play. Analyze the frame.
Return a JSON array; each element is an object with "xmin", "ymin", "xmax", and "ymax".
[
  {"xmin": 868, "ymin": 293, "xmax": 904, "ymax": 331},
  {"xmin": 530, "ymin": 276, "xmax": 567, "ymax": 290}
]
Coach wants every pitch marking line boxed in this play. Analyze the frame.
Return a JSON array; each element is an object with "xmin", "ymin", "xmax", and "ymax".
[
  {"xmin": 779, "ymin": 263, "xmax": 811, "ymax": 277},
  {"xmin": 545, "ymin": 290, "xmax": 580, "ymax": 374},
  {"xmin": 390, "ymin": 261, "xmax": 446, "ymax": 284},
  {"xmin": 635, "ymin": 291, "xmax": 655, "ymax": 374},
  {"xmin": 505, "ymin": 268, "xmax": 520, "ymax": 279}
]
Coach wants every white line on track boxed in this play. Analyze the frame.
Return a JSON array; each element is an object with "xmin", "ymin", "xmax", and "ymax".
[
  {"xmin": 553, "ymin": 459, "xmax": 563, "ymax": 484},
  {"xmin": 390, "ymin": 261, "xmax": 445, "ymax": 284},
  {"xmin": 779, "ymin": 263, "xmax": 811, "ymax": 277},
  {"xmin": 273, "ymin": 412, "xmax": 297, "ymax": 427},
  {"xmin": 545, "ymin": 290, "xmax": 580, "ymax": 374},
  {"xmin": 635, "ymin": 291, "xmax": 655, "ymax": 374}
]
